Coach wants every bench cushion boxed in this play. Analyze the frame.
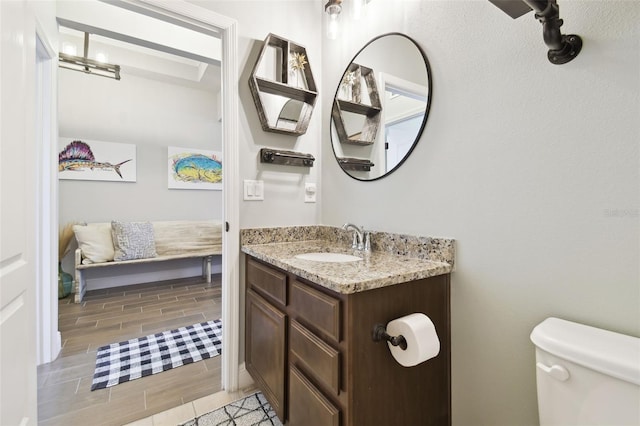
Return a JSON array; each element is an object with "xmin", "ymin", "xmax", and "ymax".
[
  {"xmin": 73, "ymin": 223, "xmax": 115, "ymax": 264},
  {"xmin": 112, "ymin": 221, "xmax": 158, "ymax": 261}
]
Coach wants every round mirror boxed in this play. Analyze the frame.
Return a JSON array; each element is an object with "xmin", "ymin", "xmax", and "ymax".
[{"xmin": 330, "ymin": 33, "xmax": 432, "ymax": 181}]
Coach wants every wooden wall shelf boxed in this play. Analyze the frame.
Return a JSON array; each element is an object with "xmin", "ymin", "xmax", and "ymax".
[
  {"xmin": 337, "ymin": 157, "xmax": 375, "ymax": 171},
  {"xmin": 249, "ymin": 34, "xmax": 317, "ymax": 136},
  {"xmin": 332, "ymin": 62, "xmax": 382, "ymax": 146}
]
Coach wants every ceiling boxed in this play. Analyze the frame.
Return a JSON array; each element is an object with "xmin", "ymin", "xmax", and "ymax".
[{"xmin": 59, "ymin": 25, "xmax": 221, "ymax": 93}]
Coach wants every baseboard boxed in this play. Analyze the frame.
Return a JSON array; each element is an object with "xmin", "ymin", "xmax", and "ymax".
[
  {"xmin": 238, "ymin": 362, "xmax": 254, "ymax": 389},
  {"xmin": 55, "ymin": 331, "xmax": 62, "ymax": 359}
]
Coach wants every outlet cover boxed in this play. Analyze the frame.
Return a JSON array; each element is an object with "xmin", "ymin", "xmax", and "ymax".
[{"xmin": 305, "ymin": 183, "xmax": 317, "ymax": 203}]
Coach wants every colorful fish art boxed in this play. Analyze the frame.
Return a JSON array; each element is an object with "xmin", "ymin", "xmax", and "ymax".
[
  {"xmin": 58, "ymin": 140, "xmax": 132, "ymax": 179},
  {"xmin": 171, "ymin": 153, "xmax": 222, "ymax": 184}
]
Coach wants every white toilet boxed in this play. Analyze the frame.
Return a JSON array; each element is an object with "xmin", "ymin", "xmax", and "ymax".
[{"xmin": 530, "ymin": 317, "xmax": 640, "ymax": 425}]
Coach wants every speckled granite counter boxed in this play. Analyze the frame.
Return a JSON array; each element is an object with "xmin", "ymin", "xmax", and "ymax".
[{"xmin": 241, "ymin": 225, "xmax": 455, "ymax": 294}]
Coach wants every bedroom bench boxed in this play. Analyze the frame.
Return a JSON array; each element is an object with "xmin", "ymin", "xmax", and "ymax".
[{"xmin": 73, "ymin": 220, "xmax": 223, "ymax": 303}]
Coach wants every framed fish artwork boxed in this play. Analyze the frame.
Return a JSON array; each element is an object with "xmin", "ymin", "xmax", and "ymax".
[
  {"xmin": 168, "ymin": 146, "xmax": 222, "ymax": 190},
  {"xmin": 58, "ymin": 138, "xmax": 137, "ymax": 182}
]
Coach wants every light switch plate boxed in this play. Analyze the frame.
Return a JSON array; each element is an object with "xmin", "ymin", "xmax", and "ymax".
[
  {"xmin": 244, "ymin": 180, "xmax": 264, "ymax": 201},
  {"xmin": 305, "ymin": 183, "xmax": 317, "ymax": 203}
]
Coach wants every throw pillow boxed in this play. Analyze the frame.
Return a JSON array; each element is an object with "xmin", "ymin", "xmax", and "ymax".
[
  {"xmin": 73, "ymin": 223, "xmax": 115, "ymax": 264},
  {"xmin": 111, "ymin": 221, "xmax": 157, "ymax": 261}
]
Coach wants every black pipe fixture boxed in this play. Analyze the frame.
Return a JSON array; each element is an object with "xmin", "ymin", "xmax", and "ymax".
[{"xmin": 489, "ymin": 0, "xmax": 582, "ymax": 64}]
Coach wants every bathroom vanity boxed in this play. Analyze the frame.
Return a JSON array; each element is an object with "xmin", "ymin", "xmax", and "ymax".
[{"xmin": 241, "ymin": 226, "xmax": 455, "ymax": 426}]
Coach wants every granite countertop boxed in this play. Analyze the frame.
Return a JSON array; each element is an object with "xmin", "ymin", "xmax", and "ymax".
[{"xmin": 241, "ymin": 226, "xmax": 455, "ymax": 295}]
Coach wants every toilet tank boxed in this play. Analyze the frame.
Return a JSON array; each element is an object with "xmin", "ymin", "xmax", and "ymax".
[{"xmin": 530, "ymin": 317, "xmax": 640, "ymax": 426}]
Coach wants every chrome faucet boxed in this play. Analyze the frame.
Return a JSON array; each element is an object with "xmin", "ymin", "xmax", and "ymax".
[{"xmin": 342, "ymin": 223, "xmax": 370, "ymax": 252}]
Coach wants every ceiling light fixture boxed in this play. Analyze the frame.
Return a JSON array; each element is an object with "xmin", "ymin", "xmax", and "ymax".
[
  {"xmin": 61, "ymin": 42, "xmax": 77, "ymax": 56},
  {"xmin": 325, "ymin": 0, "xmax": 343, "ymax": 40},
  {"xmin": 94, "ymin": 52, "xmax": 108, "ymax": 63},
  {"xmin": 352, "ymin": 0, "xmax": 373, "ymax": 20},
  {"xmin": 59, "ymin": 32, "xmax": 121, "ymax": 80}
]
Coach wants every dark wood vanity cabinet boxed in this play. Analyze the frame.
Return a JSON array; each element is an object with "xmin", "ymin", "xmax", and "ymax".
[{"xmin": 245, "ymin": 256, "xmax": 451, "ymax": 426}]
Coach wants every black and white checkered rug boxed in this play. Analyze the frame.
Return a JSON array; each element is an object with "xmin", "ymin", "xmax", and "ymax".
[{"xmin": 91, "ymin": 319, "xmax": 222, "ymax": 391}]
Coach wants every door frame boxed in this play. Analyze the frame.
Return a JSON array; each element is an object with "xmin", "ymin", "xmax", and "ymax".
[
  {"xmin": 43, "ymin": 0, "xmax": 242, "ymax": 391},
  {"xmin": 35, "ymin": 22, "xmax": 62, "ymax": 366}
]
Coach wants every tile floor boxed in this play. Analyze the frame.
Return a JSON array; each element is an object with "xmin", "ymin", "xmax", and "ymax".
[
  {"xmin": 38, "ymin": 276, "xmax": 225, "ymax": 425},
  {"xmin": 124, "ymin": 386, "xmax": 258, "ymax": 426}
]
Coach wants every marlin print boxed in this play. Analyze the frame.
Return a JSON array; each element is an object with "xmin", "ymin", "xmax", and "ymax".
[{"xmin": 58, "ymin": 140, "xmax": 132, "ymax": 179}]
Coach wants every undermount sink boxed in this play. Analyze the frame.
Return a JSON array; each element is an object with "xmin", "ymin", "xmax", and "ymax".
[{"xmin": 294, "ymin": 252, "xmax": 362, "ymax": 263}]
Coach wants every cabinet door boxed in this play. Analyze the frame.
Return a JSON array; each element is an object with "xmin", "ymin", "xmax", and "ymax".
[
  {"xmin": 289, "ymin": 365, "xmax": 340, "ymax": 426},
  {"xmin": 246, "ymin": 289, "xmax": 287, "ymax": 421}
]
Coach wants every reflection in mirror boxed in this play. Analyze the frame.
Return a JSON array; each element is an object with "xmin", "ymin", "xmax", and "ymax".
[
  {"xmin": 340, "ymin": 111, "xmax": 369, "ymax": 143},
  {"xmin": 331, "ymin": 33, "xmax": 431, "ymax": 181},
  {"xmin": 277, "ymin": 99, "xmax": 304, "ymax": 131},
  {"xmin": 381, "ymin": 74, "xmax": 428, "ymax": 174}
]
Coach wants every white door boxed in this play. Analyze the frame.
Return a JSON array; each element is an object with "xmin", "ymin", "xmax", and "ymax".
[{"xmin": 1, "ymin": 1, "xmax": 56, "ymax": 424}]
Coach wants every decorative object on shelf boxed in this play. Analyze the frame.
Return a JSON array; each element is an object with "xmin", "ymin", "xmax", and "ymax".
[
  {"xmin": 339, "ymin": 68, "xmax": 360, "ymax": 102},
  {"xmin": 289, "ymin": 52, "xmax": 308, "ymax": 89},
  {"xmin": 58, "ymin": 138, "xmax": 136, "ymax": 182},
  {"xmin": 58, "ymin": 222, "xmax": 76, "ymax": 299},
  {"xmin": 260, "ymin": 148, "xmax": 315, "ymax": 167},
  {"xmin": 249, "ymin": 33, "xmax": 317, "ymax": 136},
  {"xmin": 167, "ymin": 146, "xmax": 222, "ymax": 190},
  {"xmin": 330, "ymin": 33, "xmax": 432, "ymax": 182}
]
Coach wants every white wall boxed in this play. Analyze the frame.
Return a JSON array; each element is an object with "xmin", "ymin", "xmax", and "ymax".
[
  {"xmin": 58, "ymin": 64, "xmax": 223, "ymax": 285},
  {"xmin": 190, "ymin": 0, "xmax": 323, "ymax": 228},
  {"xmin": 321, "ymin": 1, "xmax": 639, "ymax": 425}
]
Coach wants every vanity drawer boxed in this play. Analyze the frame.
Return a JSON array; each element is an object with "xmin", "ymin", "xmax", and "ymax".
[
  {"xmin": 290, "ymin": 279, "xmax": 341, "ymax": 342},
  {"xmin": 290, "ymin": 320, "xmax": 340, "ymax": 396},
  {"xmin": 246, "ymin": 258, "xmax": 287, "ymax": 306},
  {"xmin": 289, "ymin": 365, "xmax": 340, "ymax": 426}
]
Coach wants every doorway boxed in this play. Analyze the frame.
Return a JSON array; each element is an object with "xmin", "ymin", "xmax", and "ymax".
[{"xmin": 37, "ymin": 1, "xmax": 240, "ymax": 422}]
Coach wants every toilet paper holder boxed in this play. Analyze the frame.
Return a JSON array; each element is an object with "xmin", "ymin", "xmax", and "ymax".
[{"xmin": 372, "ymin": 324, "xmax": 407, "ymax": 350}]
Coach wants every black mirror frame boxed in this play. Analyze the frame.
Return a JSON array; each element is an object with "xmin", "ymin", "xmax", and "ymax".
[{"xmin": 330, "ymin": 32, "xmax": 433, "ymax": 182}]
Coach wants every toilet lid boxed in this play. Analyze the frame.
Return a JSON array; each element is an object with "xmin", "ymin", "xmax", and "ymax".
[{"xmin": 530, "ymin": 317, "xmax": 640, "ymax": 386}]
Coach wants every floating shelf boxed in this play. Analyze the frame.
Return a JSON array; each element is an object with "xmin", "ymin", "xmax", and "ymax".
[
  {"xmin": 260, "ymin": 148, "xmax": 315, "ymax": 167},
  {"xmin": 337, "ymin": 157, "xmax": 374, "ymax": 172},
  {"xmin": 249, "ymin": 34, "xmax": 317, "ymax": 136},
  {"xmin": 335, "ymin": 99, "xmax": 381, "ymax": 117}
]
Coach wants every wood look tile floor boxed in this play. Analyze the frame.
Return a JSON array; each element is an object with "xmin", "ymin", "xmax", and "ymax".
[{"xmin": 37, "ymin": 275, "xmax": 223, "ymax": 426}]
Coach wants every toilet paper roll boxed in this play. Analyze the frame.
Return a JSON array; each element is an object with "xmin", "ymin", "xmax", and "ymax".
[{"xmin": 386, "ymin": 313, "xmax": 440, "ymax": 367}]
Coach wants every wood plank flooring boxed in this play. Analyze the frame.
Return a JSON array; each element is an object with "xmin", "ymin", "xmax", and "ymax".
[{"xmin": 37, "ymin": 275, "xmax": 223, "ymax": 426}]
